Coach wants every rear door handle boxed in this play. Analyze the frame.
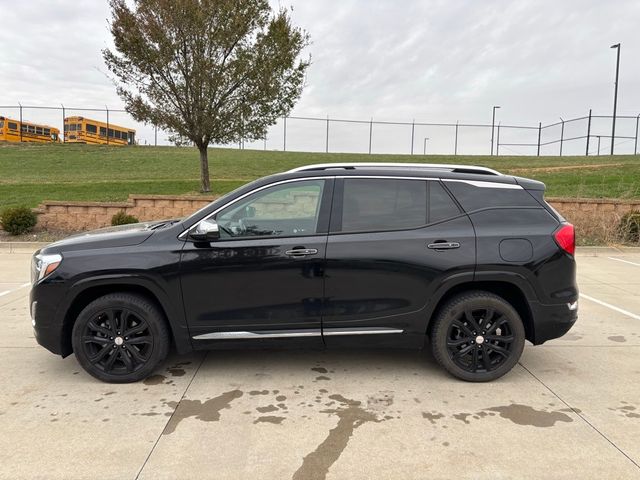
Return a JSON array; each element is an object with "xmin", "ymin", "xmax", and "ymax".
[
  {"xmin": 427, "ymin": 242, "xmax": 460, "ymax": 250},
  {"xmin": 285, "ymin": 248, "xmax": 318, "ymax": 257}
]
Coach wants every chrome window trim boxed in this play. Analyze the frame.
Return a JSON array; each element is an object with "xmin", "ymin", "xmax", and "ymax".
[
  {"xmin": 443, "ymin": 179, "xmax": 523, "ymax": 189},
  {"xmin": 192, "ymin": 327, "xmax": 404, "ymax": 340}
]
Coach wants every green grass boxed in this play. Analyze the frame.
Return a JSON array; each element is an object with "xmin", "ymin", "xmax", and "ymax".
[{"xmin": 0, "ymin": 142, "xmax": 639, "ymax": 209}]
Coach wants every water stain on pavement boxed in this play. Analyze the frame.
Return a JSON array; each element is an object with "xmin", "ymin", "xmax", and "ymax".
[
  {"xmin": 256, "ymin": 405, "xmax": 279, "ymax": 413},
  {"xmin": 162, "ymin": 389, "xmax": 243, "ymax": 434},
  {"xmin": 315, "ymin": 376, "xmax": 331, "ymax": 381},
  {"xmin": 422, "ymin": 412, "xmax": 445, "ymax": 424},
  {"xmin": 167, "ymin": 361, "xmax": 192, "ymax": 377},
  {"xmin": 607, "ymin": 335, "xmax": 626, "ymax": 343},
  {"xmin": 254, "ymin": 415, "xmax": 286, "ymax": 425},
  {"xmin": 609, "ymin": 404, "xmax": 640, "ymax": 418},
  {"xmin": 292, "ymin": 394, "xmax": 383, "ymax": 480},
  {"xmin": 485, "ymin": 404, "xmax": 573, "ymax": 427},
  {"xmin": 143, "ymin": 374, "xmax": 167, "ymax": 386},
  {"xmin": 311, "ymin": 367, "xmax": 328, "ymax": 374}
]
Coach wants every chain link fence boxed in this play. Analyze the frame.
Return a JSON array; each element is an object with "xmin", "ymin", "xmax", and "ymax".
[{"xmin": 2, "ymin": 104, "xmax": 639, "ymax": 156}]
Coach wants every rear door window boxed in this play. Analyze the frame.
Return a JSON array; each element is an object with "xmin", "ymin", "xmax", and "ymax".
[{"xmin": 338, "ymin": 178, "xmax": 427, "ymax": 233}]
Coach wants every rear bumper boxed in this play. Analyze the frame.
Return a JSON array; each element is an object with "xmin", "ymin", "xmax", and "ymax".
[{"xmin": 529, "ymin": 299, "xmax": 578, "ymax": 345}]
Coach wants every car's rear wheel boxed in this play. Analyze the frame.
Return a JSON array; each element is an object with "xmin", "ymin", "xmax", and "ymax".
[
  {"xmin": 431, "ymin": 291, "xmax": 525, "ymax": 382},
  {"xmin": 71, "ymin": 293, "xmax": 170, "ymax": 383}
]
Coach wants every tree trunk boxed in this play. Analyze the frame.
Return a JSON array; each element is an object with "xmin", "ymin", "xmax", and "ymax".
[{"xmin": 198, "ymin": 145, "xmax": 211, "ymax": 192}]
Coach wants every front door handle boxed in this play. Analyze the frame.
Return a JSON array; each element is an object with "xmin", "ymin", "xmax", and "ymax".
[
  {"xmin": 427, "ymin": 242, "xmax": 460, "ymax": 250},
  {"xmin": 285, "ymin": 248, "xmax": 318, "ymax": 257}
]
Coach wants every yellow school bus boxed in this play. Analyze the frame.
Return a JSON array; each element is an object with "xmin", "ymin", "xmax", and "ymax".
[
  {"xmin": 64, "ymin": 116, "xmax": 136, "ymax": 145},
  {"xmin": 0, "ymin": 116, "xmax": 61, "ymax": 143}
]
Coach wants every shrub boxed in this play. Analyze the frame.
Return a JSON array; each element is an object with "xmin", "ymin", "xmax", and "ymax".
[
  {"xmin": 111, "ymin": 210, "xmax": 139, "ymax": 226},
  {"xmin": 0, "ymin": 206, "xmax": 38, "ymax": 235},
  {"xmin": 618, "ymin": 211, "xmax": 640, "ymax": 244}
]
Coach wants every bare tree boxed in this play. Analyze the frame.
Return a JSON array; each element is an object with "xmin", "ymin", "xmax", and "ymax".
[{"xmin": 103, "ymin": 0, "xmax": 310, "ymax": 192}]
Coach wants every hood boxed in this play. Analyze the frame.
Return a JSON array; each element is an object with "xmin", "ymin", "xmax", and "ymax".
[{"xmin": 40, "ymin": 219, "xmax": 180, "ymax": 254}]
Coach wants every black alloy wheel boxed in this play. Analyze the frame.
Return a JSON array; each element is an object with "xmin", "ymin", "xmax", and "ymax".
[
  {"xmin": 72, "ymin": 293, "xmax": 170, "ymax": 383},
  {"xmin": 431, "ymin": 291, "xmax": 525, "ymax": 382}
]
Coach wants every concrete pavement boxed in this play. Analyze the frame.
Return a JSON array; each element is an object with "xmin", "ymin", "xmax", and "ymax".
[{"xmin": 0, "ymin": 247, "xmax": 639, "ymax": 479}]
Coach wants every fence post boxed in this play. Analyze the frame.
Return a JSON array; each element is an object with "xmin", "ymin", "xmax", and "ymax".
[
  {"xmin": 368, "ymin": 118, "xmax": 373, "ymax": 154},
  {"xmin": 105, "ymin": 105, "xmax": 110, "ymax": 146},
  {"xmin": 536, "ymin": 122, "xmax": 542, "ymax": 156},
  {"xmin": 496, "ymin": 122, "xmax": 501, "ymax": 156},
  {"xmin": 325, "ymin": 115, "xmax": 329, "ymax": 153},
  {"xmin": 635, "ymin": 114, "xmax": 639, "ymax": 155},
  {"xmin": 597, "ymin": 136, "xmax": 601, "ymax": 155},
  {"xmin": 19, "ymin": 103, "xmax": 23, "ymax": 142},
  {"xmin": 283, "ymin": 116, "xmax": 287, "ymax": 151},
  {"xmin": 410, "ymin": 120, "xmax": 415, "ymax": 155},
  {"xmin": 585, "ymin": 109, "xmax": 592, "ymax": 156},
  {"xmin": 155, "ymin": 125, "xmax": 158, "ymax": 147},
  {"xmin": 559, "ymin": 118, "xmax": 564, "ymax": 156},
  {"xmin": 61, "ymin": 104, "xmax": 65, "ymax": 143},
  {"xmin": 454, "ymin": 121, "xmax": 459, "ymax": 155}
]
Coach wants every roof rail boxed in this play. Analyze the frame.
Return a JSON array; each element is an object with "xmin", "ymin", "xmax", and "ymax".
[{"xmin": 287, "ymin": 162, "xmax": 502, "ymax": 176}]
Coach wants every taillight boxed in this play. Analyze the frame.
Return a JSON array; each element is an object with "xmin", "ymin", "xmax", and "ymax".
[{"xmin": 554, "ymin": 223, "xmax": 575, "ymax": 255}]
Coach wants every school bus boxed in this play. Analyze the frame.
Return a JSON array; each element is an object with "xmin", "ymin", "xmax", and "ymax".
[
  {"xmin": 0, "ymin": 116, "xmax": 61, "ymax": 143},
  {"xmin": 64, "ymin": 116, "xmax": 136, "ymax": 145}
]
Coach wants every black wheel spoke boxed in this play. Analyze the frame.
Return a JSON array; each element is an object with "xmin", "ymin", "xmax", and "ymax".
[
  {"xmin": 123, "ymin": 319, "xmax": 148, "ymax": 338},
  {"xmin": 87, "ymin": 320, "xmax": 112, "ymax": 337},
  {"xmin": 464, "ymin": 309, "xmax": 482, "ymax": 333},
  {"xmin": 89, "ymin": 344, "xmax": 111, "ymax": 363},
  {"xmin": 126, "ymin": 336, "xmax": 152, "ymax": 346},
  {"xmin": 485, "ymin": 316, "xmax": 507, "ymax": 335},
  {"xmin": 471, "ymin": 346, "xmax": 479, "ymax": 372},
  {"xmin": 486, "ymin": 334, "xmax": 514, "ymax": 344},
  {"xmin": 105, "ymin": 310, "xmax": 118, "ymax": 334},
  {"xmin": 481, "ymin": 345, "xmax": 492, "ymax": 370},
  {"xmin": 103, "ymin": 349, "xmax": 119, "ymax": 372},
  {"xmin": 447, "ymin": 337, "xmax": 471, "ymax": 347},
  {"xmin": 120, "ymin": 349, "xmax": 134, "ymax": 372},
  {"xmin": 452, "ymin": 319, "xmax": 475, "ymax": 338},
  {"xmin": 486, "ymin": 343, "xmax": 510, "ymax": 358},
  {"xmin": 82, "ymin": 335, "xmax": 110, "ymax": 345},
  {"xmin": 453, "ymin": 343, "xmax": 475, "ymax": 359},
  {"xmin": 127, "ymin": 344, "xmax": 148, "ymax": 363}
]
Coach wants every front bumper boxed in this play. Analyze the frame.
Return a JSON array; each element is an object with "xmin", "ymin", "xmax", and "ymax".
[
  {"xmin": 529, "ymin": 299, "xmax": 579, "ymax": 345},
  {"xmin": 30, "ymin": 283, "xmax": 70, "ymax": 356}
]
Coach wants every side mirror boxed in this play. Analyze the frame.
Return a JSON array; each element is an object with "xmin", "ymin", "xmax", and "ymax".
[{"xmin": 188, "ymin": 219, "xmax": 220, "ymax": 242}]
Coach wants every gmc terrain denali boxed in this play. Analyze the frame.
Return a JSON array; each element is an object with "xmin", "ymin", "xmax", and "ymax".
[{"xmin": 30, "ymin": 163, "xmax": 578, "ymax": 383}]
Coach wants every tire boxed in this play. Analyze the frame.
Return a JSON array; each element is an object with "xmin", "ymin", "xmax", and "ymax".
[
  {"xmin": 71, "ymin": 293, "xmax": 170, "ymax": 383},
  {"xmin": 430, "ymin": 291, "xmax": 525, "ymax": 382}
]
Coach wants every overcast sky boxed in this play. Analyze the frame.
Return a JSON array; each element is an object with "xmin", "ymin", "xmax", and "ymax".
[{"xmin": 1, "ymin": 0, "xmax": 639, "ymax": 155}]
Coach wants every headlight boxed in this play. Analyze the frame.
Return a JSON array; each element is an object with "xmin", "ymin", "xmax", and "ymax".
[{"xmin": 31, "ymin": 253, "xmax": 62, "ymax": 283}]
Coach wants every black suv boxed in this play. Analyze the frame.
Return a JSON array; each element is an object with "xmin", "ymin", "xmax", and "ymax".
[{"xmin": 30, "ymin": 163, "xmax": 578, "ymax": 383}]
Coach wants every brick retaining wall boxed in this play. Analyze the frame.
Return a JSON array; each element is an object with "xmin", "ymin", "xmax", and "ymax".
[{"xmin": 33, "ymin": 194, "xmax": 640, "ymax": 243}]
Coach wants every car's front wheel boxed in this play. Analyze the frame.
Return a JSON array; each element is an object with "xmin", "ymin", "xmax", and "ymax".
[
  {"xmin": 71, "ymin": 293, "xmax": 170, "ymax": 383},
  {"xmin": 431, "ymin": 291, "xmax": 525, "ymax": 382}
]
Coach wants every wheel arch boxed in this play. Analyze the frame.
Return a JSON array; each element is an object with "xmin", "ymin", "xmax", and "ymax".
[
  {"xmin": 426, "ymin": 280, "xmax": 535, "ymax": 343},
  {"xmin": 58, "ymin": 278, "xmax": 192, "ymax": 357}
]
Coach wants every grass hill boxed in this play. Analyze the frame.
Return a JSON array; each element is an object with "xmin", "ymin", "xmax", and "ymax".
[{"xmin": 0, "ymin": 142, "xmax": 639, "ymax": 209}]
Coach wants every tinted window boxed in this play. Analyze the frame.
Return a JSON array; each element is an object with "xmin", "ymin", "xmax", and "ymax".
[
  {"xmin": 341, "ymin": 179, "xmax": 427, "ymax": 232},
  {"xmin": 100, "ymin": 127, "xmax": 107, "ymax": 136},
  {"xmin": 86, "ymin": 124, "xmax": 97, "ymax": 134},
  {"xmin": 429, "ymin": 181, "xmax": 461, "ymax": 222},
  {"xmin": 216, "ymin": 180, "xmax": 325, "ymax": 239},
  {"xmin": 69, "ymin": 124, "xmax": 77, "ymax": 131},
  {"xmin": 444, "ymin": 180, "xmax": 538, "ymax": 211},
  {"xmin": 8, "ymin": 122, "xmax": 17, "ymax": 130}
]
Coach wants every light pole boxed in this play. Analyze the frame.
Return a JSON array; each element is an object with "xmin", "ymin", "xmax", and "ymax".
[
  {"xmin": 423, "ymin": 137, "xmax": 429, "ymax": 155},
  {"xmin": 491, "ymin": 106, "xmax": 500, "ymax": 155},
  {"xmin": 610, "ymin": 43, "xmax": 621, "ymax": 155}
]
